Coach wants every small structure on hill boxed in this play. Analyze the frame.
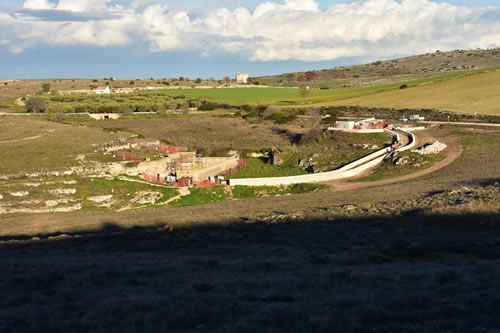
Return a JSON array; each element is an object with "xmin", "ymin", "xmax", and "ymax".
[
  {"xmin": 333, "ymin": 118, "xmax": 385, "ymax": 131},
  {"xmin": 89, "ymin": 113, "xmax": 121, "ymax": 120},
  {"xmin": 94, "ymin": 138, "xmax": 248, "ymax": 187},
  {"xmin": 236, "ymin": 73, "xmax": 250, "ymax": 84},
  {"xmin": 95, "ymin": 86, "xmax": 111, "ymax": 94},
  {"xmin": 409, "ymin": 115, "xmax": 425, "ymax": 122}
]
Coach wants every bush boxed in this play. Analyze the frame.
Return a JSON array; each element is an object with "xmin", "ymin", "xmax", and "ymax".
[
  {"xmin": 400, "ymin": 84, "xmax": 408, "ymax": 89},
  {"xmin": 243, "ymin": 111, "xmax": 259, "ymax": 118},
  {"xmin": 275, "ymin": 114, "xmax": 297, "ymax": 124},
  {"xmin": 129, "ymin": 81, "xmax": 135, "ymax": 85},
  {"xmin": 299, "ymin": 127, "xmax": 322, "ymax": 145},
  {"xmin": 25, "ymin": 97, "xmax": 47, "ymax": 113},
  {"xmin": 195, "ymin": 78, "xmax": 202, "ymax": 84},
  {"xmin": 42, "ymin": 83, "xmax": 51, "ymax": 93},
  {"xmin": 198, "ymin": 102, "xmax": 217, "ymax": 111},
  {"xmin": 240, "ymin": 104, "xmax": 253, "ymax": 112}
]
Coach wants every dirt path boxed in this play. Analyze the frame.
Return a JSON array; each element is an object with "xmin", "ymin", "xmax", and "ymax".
[
  {"xmin": 0, "ymin": 135, "xmax": 42, "ymax": 144},
  {"xmin": 323, "ymin": 126, "xmax": 463, "ymax": 191},
  {"xmin": 160, "ymin": 187, "xmax": 190, "ymax": 205}
]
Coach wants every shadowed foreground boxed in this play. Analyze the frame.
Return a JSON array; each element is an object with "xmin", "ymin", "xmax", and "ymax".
[{"xmin": 1, "ymin": 212, "xmax": 500, "ymax": 333}]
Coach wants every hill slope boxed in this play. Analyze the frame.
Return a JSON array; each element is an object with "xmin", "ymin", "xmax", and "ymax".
[
  {"xmin": 257, "ymin": 49, "xmax": 500, "ymax": 86},
  {"xmin": 326, "ymin": 70, "xmax": 500, "ymax": 115}
]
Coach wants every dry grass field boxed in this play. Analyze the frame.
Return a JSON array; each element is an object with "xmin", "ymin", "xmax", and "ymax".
[
  {"xmin": 326, "ymin": 71, "xmax": 500, "ymax": 115},
  {"xmin": 0, "ymin": 116, "xmax": 122, "ymax": 173}
]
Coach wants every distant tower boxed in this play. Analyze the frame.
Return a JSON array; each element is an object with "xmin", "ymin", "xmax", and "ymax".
[{"xmin": 236, "ymin": 73, "xmax": 250, "ymax": 84}]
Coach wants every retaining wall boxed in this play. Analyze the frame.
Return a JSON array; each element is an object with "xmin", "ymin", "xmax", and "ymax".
[
  {"xmin": 229, "ymin": 128, "xmax": 416, "ymax": 187},
  {"xmin": 395, "ymin": 129, "xmax": 417, "ymax": 152},
  {"xmin": 229, "ymin": 147, "xmax": 392, "ymax": 187}
]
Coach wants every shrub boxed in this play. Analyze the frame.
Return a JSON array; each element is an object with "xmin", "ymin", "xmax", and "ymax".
[
  {"xmin": 275, "ymin": 114, "xmax": 297, "ymax": 124},
  {"xmin": 129, "ymin": 81, "xmax": 135, "ymax": 85},
  {"xmin": 198, "ymin": 102, "xmax": 217, "ymax": 111},
  {"xmin": 240, "ymin": 104, "xmax": 252, "ymax": 112},
  {"xmin": 299, "ymin": 127, "xmax": 322, "ymax": 145},
  {"xmin": 42, "ymin": 83, "xmax": 51, "ymax": 93},
  {"xmin": 267, "ymin": 112, "xmax": 286, "ymax": 121},
  {"xmin": 195, "ymin": 78, "xmax": 202, "ymax": 84},
  {"xmin": 217, "ymin": 104, "xmax": 232, "ymax": 110},
  {"xmin": 25, "ymin": 97, "xmax": 47, "ymax": 113},
  {"xmin": 243, "ymin": 111, "xmax": 259, "ymax": 118},
  {"xmin": 400, "ymin": 84, "xmax": 408, "ymax": 89}
]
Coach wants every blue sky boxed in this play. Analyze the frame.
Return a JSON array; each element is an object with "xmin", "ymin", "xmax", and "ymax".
[{"xmin": 1, "ymin": 0, "xmax": 499, "ymax": 79}]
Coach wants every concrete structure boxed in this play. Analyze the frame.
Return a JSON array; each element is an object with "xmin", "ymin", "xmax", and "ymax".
[
  {"xmin": 229, "ymin": 146, "xmax": 393, "ymax": 187},
  {"xmin": 89, "ymin": 113, "xmax": 121, "ymax": 120},
  {"xmin": 236, "ymin": 73, "xmax": 250, "ymax": 84},
  {"xmin": 410, "ymin": 115, "xmax": 425, "ymax": 121},
  {"xmin": 335, "ymin": 121, "xmax": 356, "ymax": 130},
  {"xmin": 95, "ymin": 86, "xmax": 111, "ymax": 94},
  {"xmin": 334, "ymin": 118, "xmax": 385, "ymax": 131},
  {"xmin": 138, "ymin": 152, "xmax": 240, "ymax": 185},
  {"xmin": 229, "ymin": 128, "xmax": 416, "ymax": 187}
]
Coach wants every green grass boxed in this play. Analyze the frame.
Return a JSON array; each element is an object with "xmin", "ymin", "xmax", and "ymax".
[
  {"xmin": 355, "ymin": 152, "xmax": 446, "ymax": 182},
  {"xmin": 169, "ymin": 187, "xmax": 231, "ymax": 207},
  {"xmin": 233, "ymin": 183, "xmax": 328, "ymax": 199},
  {"xmin": 229, "ymin": 158, "xmax": 309, "ymax": 179},
  {"xmin": 157, "ymin": 67, "xmax": 500, "ymax": 106}
]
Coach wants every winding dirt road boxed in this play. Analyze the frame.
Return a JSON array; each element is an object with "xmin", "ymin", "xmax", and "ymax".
[{"xmin": 323, "ymin": 125, "xmax": 463, "ymax": 191}]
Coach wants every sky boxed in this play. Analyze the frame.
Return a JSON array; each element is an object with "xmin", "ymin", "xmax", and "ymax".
[{"xmin": 1, "ymin": 0, "xmax": 499, "ymax": 79}]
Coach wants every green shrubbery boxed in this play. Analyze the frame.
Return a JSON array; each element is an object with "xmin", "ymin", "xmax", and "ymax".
[{"xmin": 41, "ymin": 92, "xmax": 202, "ymax": 114}]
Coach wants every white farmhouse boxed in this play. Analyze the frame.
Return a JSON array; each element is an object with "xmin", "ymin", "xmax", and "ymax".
[
  {"xmin": 236, "ymin": 73, "xmax": 250, "ymax": 84},
  {"xmin": 95, "ymin": 86, "xmax": 111, "ymax": 94}
]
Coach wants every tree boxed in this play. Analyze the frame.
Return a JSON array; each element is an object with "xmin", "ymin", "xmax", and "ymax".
[
  {"xmin": 298, "ymin": 86, "xmax": 310, "ymax": 104},
  {"xmin": 195, "ymin": 78, "xmax": 202, "ymax": 84},
  {"xmin": 42, "ymin": 83, "xmax": 50, "ymax": 94},
  {"xmin": 304, "ymin": 71, "xmax": 316, "ymax": 81},
  {"xmin": 118, "ymin": 105, "xmax": 132, "ymax": 116},
  {"xmin": 25, "ymin": 97, "xmax": 47, "ymax": 113}
]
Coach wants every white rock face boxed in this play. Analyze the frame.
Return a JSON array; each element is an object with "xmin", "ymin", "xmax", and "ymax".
[
  {"xmin": 9, "ymin": 191, "xmax": 29, "ymax": 197},
  {"xmin": 413, "ymin": 141, "xmax": 447, "ymax": 155},
  {"xmin": 49, "ymin": 188, "xmax": 77, "ymax": 195},
  {"xmin": 88, "ymin": 195, "xmax": 113, "ymax": 203},
  {"xmin": 0, "ymin": 194, "xmax": 3, "ymax": 200}
]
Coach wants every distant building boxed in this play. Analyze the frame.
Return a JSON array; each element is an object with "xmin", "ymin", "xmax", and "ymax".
[
  {"xmin": 95, "ymin": 86, "xmax": 111, "ymax": 94},
  {"xmin": 236, "ymin": 73, "xmax": 250, "ymax": 84}
]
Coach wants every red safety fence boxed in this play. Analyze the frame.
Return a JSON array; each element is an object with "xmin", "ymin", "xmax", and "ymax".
[{"xmin": 113, "ymin": 151, "xmax": 141, "ymax": 162}]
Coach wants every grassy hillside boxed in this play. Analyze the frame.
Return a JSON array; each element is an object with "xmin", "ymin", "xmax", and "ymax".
[
  {"xmin": 257, "ymin": 48, "xmax": 500, "ymax": 86},
  {"xmin": 326, "ymin": 70, "xmax": 500, "ymax": 115}
]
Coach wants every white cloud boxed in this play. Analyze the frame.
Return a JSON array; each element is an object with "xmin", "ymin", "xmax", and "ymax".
[
  {"xmin": 23, "ymin": 0, "xmax": 55, "ymax": 10},
  {"xmin": 2, "ymin": 0, "xmax": 500, "ymax": 62}
]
